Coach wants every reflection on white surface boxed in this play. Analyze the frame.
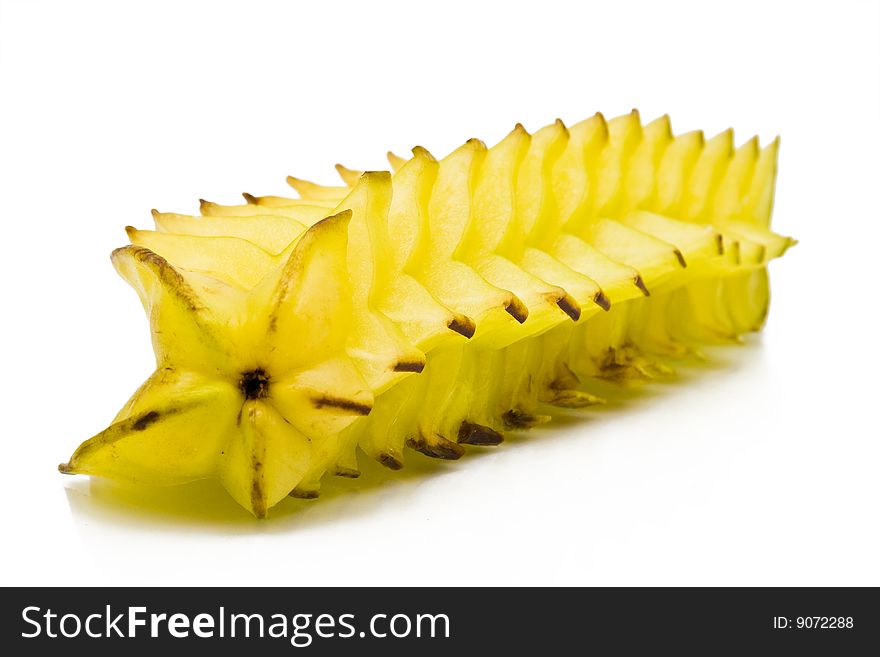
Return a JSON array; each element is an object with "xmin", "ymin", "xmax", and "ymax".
[
  {"xmin": 11, "ymin": 314, "xmax": 880, "ymax": 586},
  {"xmin": 62, "ymin": 442, "xmax": 471, "ymax": 534}
]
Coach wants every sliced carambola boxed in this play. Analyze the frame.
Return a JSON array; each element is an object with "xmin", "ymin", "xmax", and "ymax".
[{"xmin": 61, "ymin": 110, "xmax": 794, "ymax": 518}]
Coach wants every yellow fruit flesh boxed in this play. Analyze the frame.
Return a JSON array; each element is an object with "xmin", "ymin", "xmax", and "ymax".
[{"xmin": 61, "ymin": 111, "xmax": 794, "ymax": 517}]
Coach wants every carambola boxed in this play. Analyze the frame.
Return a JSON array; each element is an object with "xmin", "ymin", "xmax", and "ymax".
[{"xmin": 60, "ymin": 111, "xmax": 795, "ymax": 517}]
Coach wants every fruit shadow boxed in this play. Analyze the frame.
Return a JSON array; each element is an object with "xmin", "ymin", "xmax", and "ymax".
[
  {"xmin": 63, "ymin": 338, "xmax": 765, "ymax": 534},
  {"xmin": 63, "ymin": 450, "xmax": 467, "ymax": 534}
]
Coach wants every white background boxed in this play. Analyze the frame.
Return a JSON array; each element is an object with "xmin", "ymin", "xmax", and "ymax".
[{"xmin": 1, "ymin": 0, "xmax": 878, "ymax": 586}]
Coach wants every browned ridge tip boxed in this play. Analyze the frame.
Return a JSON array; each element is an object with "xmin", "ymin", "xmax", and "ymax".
[
  {"xmin": 673, "ymin": 249, "xmax": 688, "ymax": 268},
  {"xmin": 289, "ymin": 488, "xmax": 319, "ymax": 500},
  {"xmin": 377, "ymin": 453, "xmax": 403, "ymax": 470},
  {"xmin": 593, "ymin": 290, "xmax": 611, "ymax": 312},
  {"xmin": 242, "ymin": 192, "xmax": 258, "ymax": 204},
  {"xmin": 393, "ymin": 360, "xmax": 426, "ymax": 374},
  {"xmin": 458, "ymin": 421, "xmax": 504, "ymax": 446},
  {"xmin": 502, "ymin": 409, "xmax": 539, "ymax": 430},
  {"xmin": 505, "ymin": 298, "xmax": 529, "ymax": 324},
  {"xmin": 557, "ymin": 295, "xmax": 581, "ymax": 321},
  {"xmin": 634, "ymin": 275, "xmax": 651, "ymax": 297},
  {"xmin": 447, "ymin": 316, "xmax": 477, "ymax": 339},
  {"xmin": 406, "ymin": 435, "xmax": 464, "ymax": 461}
]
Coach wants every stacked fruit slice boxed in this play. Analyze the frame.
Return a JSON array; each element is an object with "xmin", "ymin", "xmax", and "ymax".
[{"xmin": 60, "ymin": 111, "xmax": 794, "ymax": 517}]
